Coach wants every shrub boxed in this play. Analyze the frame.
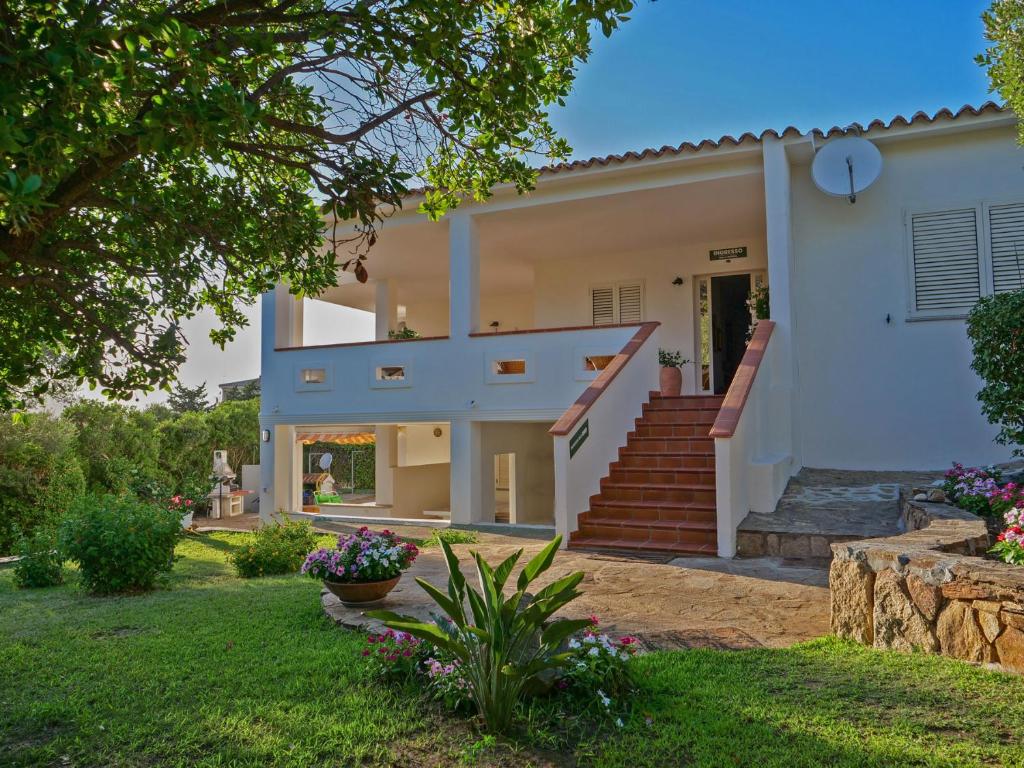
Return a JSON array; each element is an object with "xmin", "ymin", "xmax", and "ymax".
[
  {"xmin": 658, "ymin": 348, "xmax": 686, "ymax": 368},
  {"xmin": 560, "ymin": 619, "xmax": 638, "ymax": 721},
  {"xmin": 13, "ymin": 528, "xmax": 65, "ymax": 589},
  {"xmin": 232, "ymin": 520, "xmax": 319, "ymax": 578},
  {"xmin": 943, "ymin": 463, "xmax": 1001, "ymax": 516},
  {"xmin": 967, "ymin": 290, "xmax": 1024, "ymax": 455},
  {"xmin": 991, "ymin": 507, "xmax": 1024, "ymax": 565},
  {"xmin": 369, "ymin": 536, "xmax": 590, "ymax": 733},
  {"xmin": 360, "ymin": 629, "xmax": 429, "ymax": 681},
  {"xmin": 60, "ymin": 495, "xmax": 181, "ymax": 594},
  {"xmin": 302, "ymin": 527, "xmax": 418, "ymax": 583},
  {"xmin": 988, "ymin": 482, "xmax": 1024, "ymax": 519},
  {"xmin": 0, "ymin": 413, "xmax": 85, "ymax": 554}
]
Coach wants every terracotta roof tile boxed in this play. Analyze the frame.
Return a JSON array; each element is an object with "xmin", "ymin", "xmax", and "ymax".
[{"xmin": 539, "ymin": 101, "xmax": 1009, "ymax": 175}]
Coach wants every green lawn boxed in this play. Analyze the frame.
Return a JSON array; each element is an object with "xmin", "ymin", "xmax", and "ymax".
[{"xmin": 1, "ymin": 533, "xmax": 1022, "ymax": 767}]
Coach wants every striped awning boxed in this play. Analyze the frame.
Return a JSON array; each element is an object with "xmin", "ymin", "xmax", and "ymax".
[{"xmin": 296, "ymin": 431, "xmax": 376, "ymax": 446}]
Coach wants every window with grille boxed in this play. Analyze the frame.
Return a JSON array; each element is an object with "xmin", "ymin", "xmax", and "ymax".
[{"xmin": 591, "ymin": 281, "xmax": 644, "ymax": 325}]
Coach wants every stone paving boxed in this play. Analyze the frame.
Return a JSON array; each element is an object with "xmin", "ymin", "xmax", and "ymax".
[
  {"xmin": 736, "ymin": 468, "xmax": 944, "ymax": 560},
  {"xmin": 316, "ymin": 521, "xmax": 830, "ymax": 651}
]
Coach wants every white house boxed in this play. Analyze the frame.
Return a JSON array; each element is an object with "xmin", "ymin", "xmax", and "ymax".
[{"xmin": 259, "ymin": 102, "xmax": 1023, "ymax": 557}]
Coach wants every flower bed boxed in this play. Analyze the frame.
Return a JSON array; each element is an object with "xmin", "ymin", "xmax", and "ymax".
[{"xmin": 942, "ymin": 463, "xmax": 1024, "ymax": 564}]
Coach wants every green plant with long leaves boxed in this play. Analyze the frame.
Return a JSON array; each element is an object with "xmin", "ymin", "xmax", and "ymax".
[{"xmin": 368, "ymin": 536, "xmax": 590, "ymax": 733}]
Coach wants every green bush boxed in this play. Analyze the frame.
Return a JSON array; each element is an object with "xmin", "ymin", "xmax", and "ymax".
[
  {"xmin": 13, "ymin": 528, "xmax": 65, "ymax": 588},
  {"xmin": 60, "ymin": 495, "xmax": 182, "ymax": 594},
  {"xmin": 967, "ymin": 290, "xmax": 1024, "ymax": 455},
  {"xmin": 231, "ymin": 520, "xmax": 319, "ymax": 578},
  {"xmin": 0, "ymin": 413, "xmax": 85, "ymax": 554},
  {"xmin": 63, "ymin": 401, "xmax": 163, "ymax": 494}
]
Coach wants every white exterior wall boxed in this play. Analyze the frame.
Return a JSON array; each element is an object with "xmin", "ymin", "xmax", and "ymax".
[
  {"xmin": 480, "ymin": 422, "xmax": 555, "ymax": 525},
  {"xmin": 790, "ymin": 126, "xmax": 1022, "ymax": 469},
  {"xmin": 533, "ymin": 242, "xmax": 767, "ymax": 386}
]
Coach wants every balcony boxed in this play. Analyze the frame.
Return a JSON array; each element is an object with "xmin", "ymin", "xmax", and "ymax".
[{"xmin": 261, "ymin": 322, "xmax": 650, "ymax": 424}]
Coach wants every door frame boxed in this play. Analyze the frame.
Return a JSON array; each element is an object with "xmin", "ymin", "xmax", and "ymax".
[{"xmin": 693, "ymin": 269, "xmax": 767, "ymax": 395}]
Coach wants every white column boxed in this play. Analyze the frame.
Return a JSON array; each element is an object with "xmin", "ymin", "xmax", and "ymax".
[
  {"xmin": 374, "ymin": 279, "xmax": 398, "ymax": 341},
  {"xmin": 375, "ymin": 425, "xmax": 397, "ymax": 506},
  {"xmin": 273, "ymin": 283, "xmax": 304, "ymax": 348},
  {"xmin": 449, "ymin": 418, "xmax": 482, "ymax": 524},
  {"xmin": 258, "ymin": 418, "xmax": 275, "ymax": 523},
  {"xmin": 449, "ymin": 212, "xmax": 480, "ymax": 337},
  {"xmin": 762, "ymin": 136, "xmax": 800, "ymax": 469}
]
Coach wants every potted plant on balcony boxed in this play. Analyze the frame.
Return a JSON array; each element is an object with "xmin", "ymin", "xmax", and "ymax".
[
  {"xmin": 658, "ymin": 348, "xmax": 688, "ymax": 397},
  {"xmin": 302, "ymin": 527, "xmax": 419, "ymax": 606}
]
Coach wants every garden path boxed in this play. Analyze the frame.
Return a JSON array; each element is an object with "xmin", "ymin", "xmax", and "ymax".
[{"xmin": 317, "ymin": 522, "xmax": 830, "ymax": 651}]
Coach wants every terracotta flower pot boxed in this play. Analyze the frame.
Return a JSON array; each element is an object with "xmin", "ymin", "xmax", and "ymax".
[
  {"xmin": 659, "ymin": 366, "xmax": 682, "ymax": 397},
  {"xmin": 324, "ymin": 575, "xmax": 402, "ymax": 606}
]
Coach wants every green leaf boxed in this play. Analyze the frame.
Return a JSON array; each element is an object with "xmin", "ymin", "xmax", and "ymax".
[{"xmin": 516, "ymin": 536, "xmax": 562, "ymax": 591}]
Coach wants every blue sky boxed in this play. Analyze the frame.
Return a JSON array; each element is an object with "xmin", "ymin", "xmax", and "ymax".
[
  {"xmin": 155, "ymin": 0, "xmax": 1001, "ymax": 404},
  {"xmin": 551, "ymin": 0, "xmax": 995, "ymax": 161}
]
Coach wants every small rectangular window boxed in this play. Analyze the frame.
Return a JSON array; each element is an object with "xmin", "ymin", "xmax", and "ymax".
[
  {"xmin": 911, "ymin": 209, "xmax": 981, "ymax": 314},
  {"xmin": 376, "ymin": 366, "xmax": 406, "ymax": 381},
  {"xmin": 583, "ymin": 354, "xmax": 615, "ymax": 371},
  {"xmin": 492, "ymin": 359, "xmax": 526, "ymax": 376},
  {"xmin": 301, "ymin": 368, "xmax": 326, "ymax": 384}
]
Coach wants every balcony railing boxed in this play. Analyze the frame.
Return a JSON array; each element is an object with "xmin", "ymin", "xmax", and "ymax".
[{"xmin": 262, "ymin": 323, "xmax": 650, "ymax": 424}]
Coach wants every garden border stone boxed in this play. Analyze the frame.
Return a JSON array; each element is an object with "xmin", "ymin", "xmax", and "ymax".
[{"xmin": 829, "ymin": 495, "xmax": 1024, "ymax": 673}]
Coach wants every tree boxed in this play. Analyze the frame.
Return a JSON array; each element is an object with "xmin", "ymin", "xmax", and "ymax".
[
  {"xmin": 168, "ymin": 382, "xmax": 211, "ymax": 413},
  {"xmin": 62, "ymin": 400, "xmax": 163, "ymax": 493},
  {"xmin": 967, "ymin": 291, "xmax": 1024, "ymax": 455},
  {"xmin": 980, "ymin": 1, "xmax": 1024, "ymax": 144},
  {"xmin": 0, "ymin": 0, "xmax": 634, "ymax": 409},
  {"xmin": 222, "ymin": 379, "xmax": 261, "ymax": 402}
]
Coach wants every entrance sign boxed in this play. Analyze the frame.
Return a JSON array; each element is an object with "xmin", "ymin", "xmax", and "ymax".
[
  {"xmin": 709, "ymin": 246, "xmax": 747, "ymax": 261},
  {"xmin": 569, "ymin": 419, "xmax": 589, "ymax": 459}
]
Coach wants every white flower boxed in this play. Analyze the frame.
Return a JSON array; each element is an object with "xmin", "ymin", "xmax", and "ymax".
[
  {"xmin": 615, "ymin": 718, "xmax": 624, "ymax": 728},
  {"xmin": 589, "ymin": 647, "xmax": 600, "ymax": 657},
  {"xmin": 597, "ymin": 690, "xmax": 610, "ymax": 708},
  {"xmin": 568, "ymin": 639, "xmax": 580, "ymax": 649}
]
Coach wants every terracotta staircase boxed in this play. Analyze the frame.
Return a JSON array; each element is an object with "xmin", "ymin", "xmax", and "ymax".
[{"xmin": 568, "ymin": 392, "xmax": 723, "ymax": 556}]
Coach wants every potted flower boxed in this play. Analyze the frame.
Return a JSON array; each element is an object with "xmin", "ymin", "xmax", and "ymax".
[
  {"xmin": 658, "ymin": 348, "xmax": 689, "ymax": 397},
  {"xmin": 302, "ymin": 527, "xmax": 418, "ymax": 606}
]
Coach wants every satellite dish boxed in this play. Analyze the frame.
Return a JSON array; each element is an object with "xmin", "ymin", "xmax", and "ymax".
[
  {"xmin": 811, "ymin": 136, "xmax": 882, "ymax": 204},
  {"xmin": 318, "ymin": 453, "xmax": 333, "ymax": 471}
]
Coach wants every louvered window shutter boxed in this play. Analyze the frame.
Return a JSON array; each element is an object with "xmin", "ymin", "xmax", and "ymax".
[
  {"xmin": 617, "ymin": 283, "xmax": 643, "ymax": 323},
  {"xmin": 911, "ymin": 209, "xmax": 981, "ymax": 313},
  {"xmin": 989, "ymin": 203, "xmax": 1024, "ymax": 294},
  {"xmin": 591, "ymin": 286, "xmax": 615, "ymax": 325}
]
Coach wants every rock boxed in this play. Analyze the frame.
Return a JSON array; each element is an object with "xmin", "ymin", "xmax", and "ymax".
[
  {"xmin": 906, "ymin": 573, "xmax": 943, "ymax": 621},
  {"xmin": 830, "ymin": 558, "xmax": 875, "ymax": 644},
  {"xmin": 976, "ymin": 610, "xmax": 1003, "ymax": 643},
  {"xmin": 914, "ymin": 493, "xmax": 927, "ymax": 502},
  {"xmin": 872, "ymin": 569, "xmax": 937, "ymax": 652},
  {"xmin": 810, "ymin": 536, "xmax": 832, "ymax": 559},
  {"xmin": 1001, "ymin": 610, "xmax": 1024, "ymax": 632},
  {"xmin": 926, "ymin": 489, "xmax": 947, "ymax": 503},
  {"xmin": 941, "ymin": 581, "xmax": 990, "ymax": 601},
  {"xmin": 995, "ymin": 626, "xmax": 1024, "ymax": 672},
  {"xmin": 973, "ymin": 599, "xmax": 1002, "ymax": 614},
  {"xmin": 779, "ymin": 535, "xmax": 811, "ymax": 559},
  {"xmin": 936, "ymin": 600, "xmax": 995, "ymax": 663}
]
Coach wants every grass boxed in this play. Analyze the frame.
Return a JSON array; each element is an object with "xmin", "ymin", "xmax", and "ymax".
[
  {"xmin": 417, "ymin": 528, "xmax": 479, "ymax": 548},
  {"xmin": 0, "ymin": 533, "xmax": 1022, "ymax": 767}
]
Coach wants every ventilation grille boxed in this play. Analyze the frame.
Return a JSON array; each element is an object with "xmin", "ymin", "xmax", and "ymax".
[
  {"xmin": 911, "ymin": 209, "xmax": 981, "ymax": 312},
  {"xmin": 989, "ymin": 203, "xmax": 1024, "ymax": 294}
]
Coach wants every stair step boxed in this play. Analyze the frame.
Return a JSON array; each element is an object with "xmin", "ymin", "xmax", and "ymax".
[
  {"xmin": 633, "ymin": 423, "xmax": 712, "ymax": 438},
  {"xmin": 613, "ymin": 454, "xmax": 714, "ymax": 470},
  {"xmin": 593, "ymin": 483, "xmax": 716, "ymax": 505},
  {"xmin": 645, "ymin": 395, "xmax": 725, "ymax": 410},
  {"xmin": 588, "ymin": 500, "xmax": 716, "ymax": 523},
  {"xmin": 638, "ymin": 409, "xmax": 718, "ymax": 425},
  {"xmin": 624, "ymin": 436, "xmax": 714, "ymax": 453},
  {"xmin": 579, "ymin": 514, "xmax": 716, "ymax": 532},
  {"xmin": 606, "ymin": 468, "xmax": 715, "ymax": 485},
  {"xmin": 568, "ymin": 534, "xmax": 717, "ymax": 556}
]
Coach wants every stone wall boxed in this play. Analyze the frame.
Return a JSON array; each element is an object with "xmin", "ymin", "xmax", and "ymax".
[{"xmin": 830, "ymin": 498, "xmax": 1024, "ymax": 673}]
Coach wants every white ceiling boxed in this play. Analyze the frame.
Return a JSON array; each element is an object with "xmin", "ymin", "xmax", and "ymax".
[{"xmin": 320, "ymin": 172, "xmax": 766, "ymax": 309}]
